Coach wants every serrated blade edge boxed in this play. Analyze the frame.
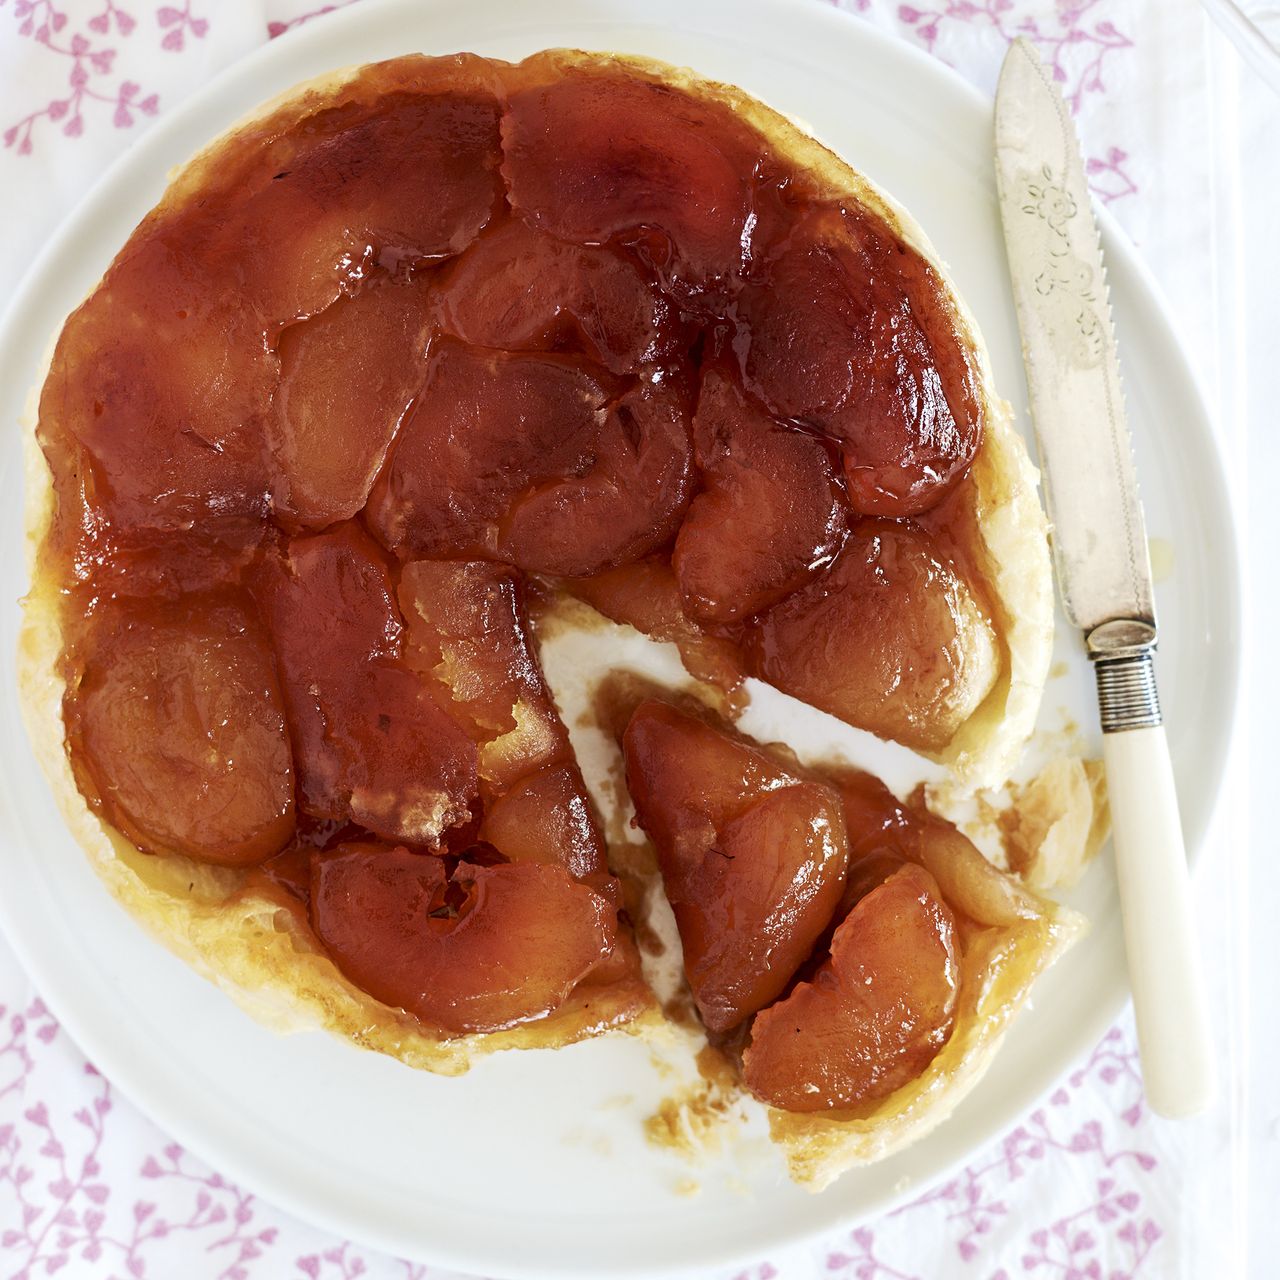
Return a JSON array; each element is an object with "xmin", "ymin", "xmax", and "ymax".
[{"xmin": 994, "ymin": 38, "xmax": 1155, "ymax": 637}]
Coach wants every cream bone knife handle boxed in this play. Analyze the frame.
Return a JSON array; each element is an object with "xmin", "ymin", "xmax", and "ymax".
[{"xmin": 1091, "ymin": 626, "xmax": 1215, "ymax": 1117}]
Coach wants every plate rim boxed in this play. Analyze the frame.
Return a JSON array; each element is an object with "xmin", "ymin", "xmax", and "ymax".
[{"xmin": 0, "ymin": 0, "xmax": 1242, "ymax": 1274}]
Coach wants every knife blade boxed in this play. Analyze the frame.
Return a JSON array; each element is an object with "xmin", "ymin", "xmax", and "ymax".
[
  {"xmin": 994, "ymin": 38, "xmax": 1214, "ymax": 1117},
  {"xmin": 994, "ymin": 40, "xmax": 1153, "ymax": 642}
]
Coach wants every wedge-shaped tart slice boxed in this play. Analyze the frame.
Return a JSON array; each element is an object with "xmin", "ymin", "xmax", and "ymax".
[
  {"xmin": 765, "ymin": 771, "xmax": 1083, "ymax": 1188},
  {"xmin": 621, "ymin": 702, "xmax": 1082, "ymax": 1189}
]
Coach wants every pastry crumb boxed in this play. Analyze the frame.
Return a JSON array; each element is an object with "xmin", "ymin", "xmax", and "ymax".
[
  {"xmin": 644, "ymin": 1045, "xmax": 745, "ymax": 1160},
  {"xmin": 1000, "ymin": 757, "xmax": 1109, "ymax": 891},
  {"xmin": 648, "ymin": 1049, "xmax": 680, "ymax": 1081},
  {"xmin": 926, "ymin": 753, "xmax": 1109, "ymax": 892}
]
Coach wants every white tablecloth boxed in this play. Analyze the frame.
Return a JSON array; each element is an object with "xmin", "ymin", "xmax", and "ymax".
[{"xmin": 1, "ymin": 2, "xmax": 1273, "ymax": 1276}]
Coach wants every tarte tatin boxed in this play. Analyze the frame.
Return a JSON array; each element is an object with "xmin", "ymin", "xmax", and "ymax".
[{"xmin": 19, "ymin": 50, "xmax": 1077, "ymax": 1190}]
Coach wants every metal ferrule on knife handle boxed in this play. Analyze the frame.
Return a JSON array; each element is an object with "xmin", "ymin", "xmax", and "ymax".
[{"xmin": 1088, "ymin": 619, "xmax": 1162, "ymax": 733}]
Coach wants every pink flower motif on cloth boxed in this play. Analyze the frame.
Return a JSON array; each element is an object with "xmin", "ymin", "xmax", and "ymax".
[
  {"xmin": 1086, "ymin": 145, "xmax": 1138, "ymax": 204},
  {"xmin": 297, "ymin": 1241, "xmax": 372, "ymax": 1278},
  {"xmin": 156, "ymin": 0, "xmax": 206, "ymax": 52},
  {"xmin": 900, "ymin": 1030, "xmax": 1155, "ymax": 1251},
  {"xmin": 893, "ymin": 0, "xmax": 1139, "ymax": 202},
  {"xmin": 1, "ymin": 999, "xmax": 114, "ymax": 1279},
  {"xmin": 1, "ymin": 0, "xmax": 161, "ymax": 154},
  {"xmin": 89, "ymin": 0, "xmax": 134, "ymax": 36},
  {"xmin": 0, "ymin": 1001, "xmax": 280, "ymax": 1280},
  {"xmin": 137, "ymin": 1145, "xmax": 280, "ymax": 1278},
  {"xmin": 826, "ymin": 1226, "xmax": 925, "ymax": 1279},
  {"xmin": 897, "ymin": 0, "xmax": 1133, "ymax": 103},
  {"xmin": 821, "ymin": 1026, "xmax": 1165, "ymax": 1278}
]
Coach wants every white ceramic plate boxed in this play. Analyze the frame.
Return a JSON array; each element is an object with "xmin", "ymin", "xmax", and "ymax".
[{"xmin": 0, "ymin": 1, "xmax": 1241, "ymax": 1275}]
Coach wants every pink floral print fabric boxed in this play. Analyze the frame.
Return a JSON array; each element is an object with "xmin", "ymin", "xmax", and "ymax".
[{"xmin": 0, "ymin": 964, "xmax": 1173, "ymax": 1280}]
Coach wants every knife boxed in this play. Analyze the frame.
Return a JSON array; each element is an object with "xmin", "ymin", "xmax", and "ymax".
[{"xmin": 993, "ymin": 38, "xmax": 1214, "ymax": 1116}]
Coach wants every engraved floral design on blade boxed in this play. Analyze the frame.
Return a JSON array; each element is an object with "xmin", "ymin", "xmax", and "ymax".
[
  {"xmin": 1023, "ymin": 163, "xmax": 1078, "ymax": 234},
  {"xmin": 1019, "ymin": 162, "xmax": 1107, "ymax": 369}
]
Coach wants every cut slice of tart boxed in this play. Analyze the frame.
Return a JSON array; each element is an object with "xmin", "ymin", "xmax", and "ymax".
[{"xmin": 620, "ymin": 700, "xmax": 1082, "ymax": 1189}]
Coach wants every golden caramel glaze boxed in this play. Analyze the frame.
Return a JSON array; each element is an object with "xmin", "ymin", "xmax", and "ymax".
[{"xmin": 24, "ymin": 50, "xmax": 1056, "ymax": 1100}]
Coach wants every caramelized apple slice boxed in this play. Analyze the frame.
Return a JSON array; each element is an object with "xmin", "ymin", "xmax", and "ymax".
[
  {"xmin": 368, "ymin": 343, "xmax": 693, "ymax": 575},
  {"xmin": 745, "ymin": 523, "xmax": 999, "ymax": 753},
  {"xmin": 210, "ymin": 79, "xmax": 503, "ymax": 325},
  {"xmin": 496, "ymin": 377, "xmax": 694, "ymax": 576},
  {"xmin": 68, "ymin": 593, "xmax": 294, "ymax": 866},
  {"xmin": 566, "ymin": 558, "xmax": 746, "ymax": 695},
  {"xmin": 399, "ymin": 561, "xmax": 615, "ymax": 890},
  {"xmin": 253, "ymin": 524, "xmax": 477, "ymax": 843},
  {"xmin": 365, "ymin": 341, "xmax": 613, "ymax": 558},
  {"xmin": 399, "ymin": 559, "xmax": 544, "ymax": 738},
  {"xmin": 736, "ymin": 205, "xmax": 981, "ymax": 516},
  {"xmin": 38, "ymin": 235, "xmax": 274, "ymax": 532},
  {"xmin": 432, "ymin": 216, "xmax": 684, "ymax": 371},
  {"xmin": 623, "ymin": 701, "xmax": 848, "ymax": 1032},
  {"xmin": 398, "ymin": 559, "xmax": 570, "ymax": 792},
  {"xmin": 310, "ymin": 845, "xmax": 616, "ymax": 1033},
  {"xmin": 673, "ymin": 366, "xmax": 847, "ymax": 623},
  {"xmin": 838, "ymin": 771, "xmax": 1038, "ymax": 928},
  {"xmin": 743, "ymin": 864, "xmax": 959, "ymax": 1111},
  {"xmin": 272, "ymin": 277, "xmax": 432, "ymax": 526},
  {"xmin": 478, "ymin": 763, "xmax": 610, "ymax": 885},
  {"xmin": 503, "ymin": 65, "xmax": 762, "ymax": 297}
]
